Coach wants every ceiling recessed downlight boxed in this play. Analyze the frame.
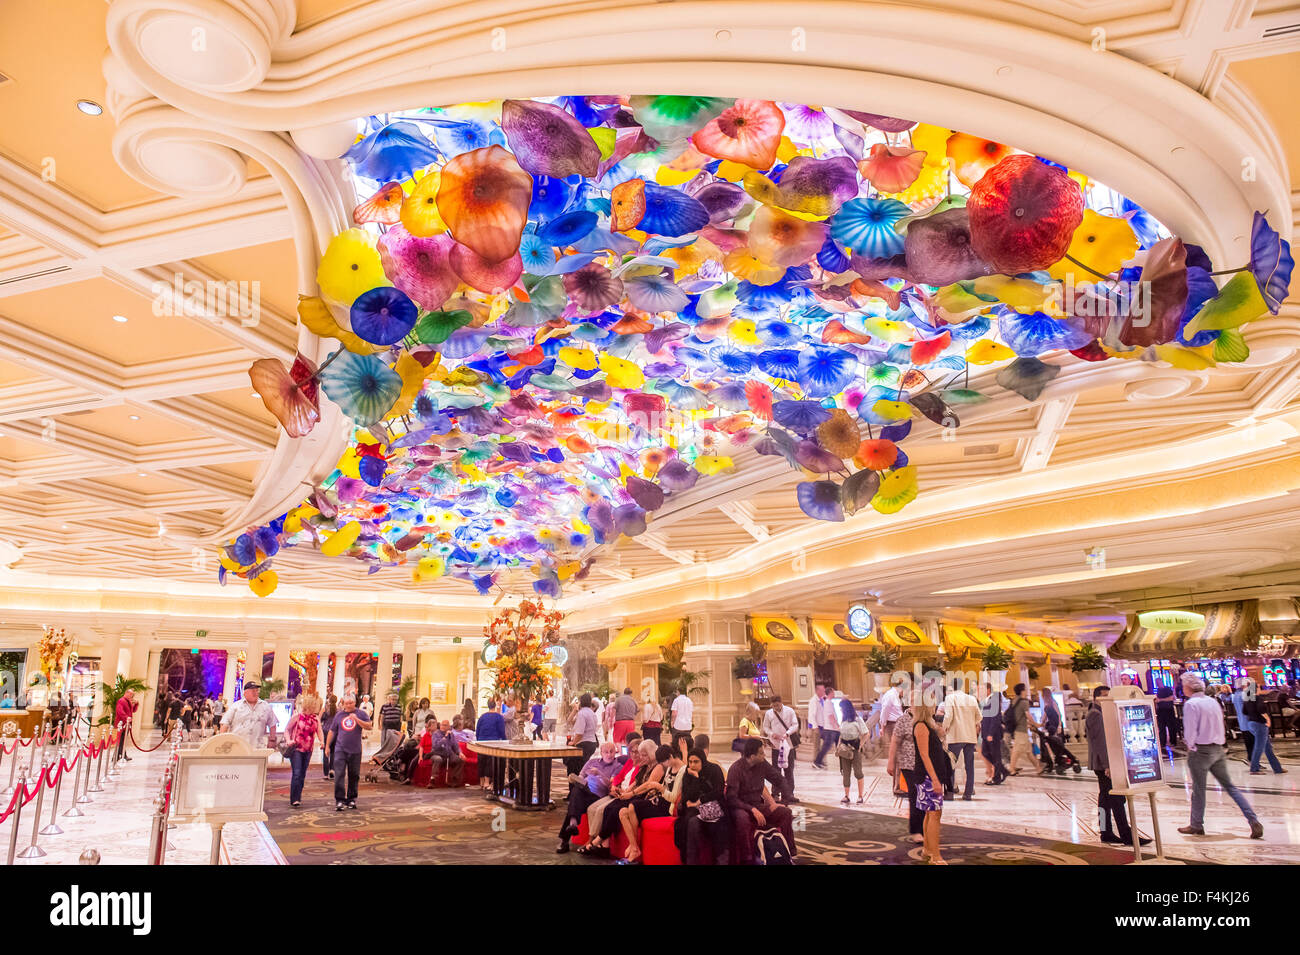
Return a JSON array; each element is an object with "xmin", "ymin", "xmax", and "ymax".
[
  {"xmin": 76, "ymin": 99, "xmax": 103, "ymax": 116},
  {"xmin": 112, "ymin": 314, "xmax": 128, "ymax": 323}
]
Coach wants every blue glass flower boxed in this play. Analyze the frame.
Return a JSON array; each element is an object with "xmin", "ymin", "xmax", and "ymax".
[
  {"xmin": 350, "ymin": 286, "xmax": 417, "ymax": 345},
  {"xmin": 640, "ymin": 183, "xmax": 709, "ymax": 236},
  {"xmin": 829, "ymin": 198, "xmax": 910, "ymax": 259},
  {"xmin": 343, "ymin": 122, "xmax": 439, "ymax": 183},
  {"xmin": 319, "ymin": 350, "xmax": 402, "ymax": 426},
  {"xmin": 796, "ymin": 480, "xmax": 844, "ymax": 522},
  {"xmin": 797, "ymin": 345, "xmax": 857, "ymax": 397},
  {"xmin": 996, "ymin": 307, "xmax": 1093, "ymax": 357},
  {"xmin": 773, "ymin": 399, "xmax": 831, "ymax": 433},
  {"xmin": 757, "ymin": 348, "xmax": 801, "ymax": 379},
  {"xmin": 538, "ymin": 210, "xmax": 598, "ymax": 246}
]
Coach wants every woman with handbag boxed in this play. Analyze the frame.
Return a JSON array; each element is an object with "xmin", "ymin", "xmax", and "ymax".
[
  {"xmin": 837, "ymin": 699, "xmax": 869, "ymax": 805},
  {"xmin": 676, "ymin": 748, "xmax": 730, "ymax": 864},
  {"xmin": 912, "ymin": 702, "xmax": 952, "ymax": 864},
  {"xmin": 284, "ymin": 694, "xmax": 326, "ymax": 807},
  {"xmin": 733, "ymin": 701, "xmax": 766, "ymax": 753}
]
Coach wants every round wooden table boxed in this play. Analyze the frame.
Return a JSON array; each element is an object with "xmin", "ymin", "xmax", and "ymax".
[{"xmin": 468, "ymin": 740, "xmax": 582, "ymax": 811}]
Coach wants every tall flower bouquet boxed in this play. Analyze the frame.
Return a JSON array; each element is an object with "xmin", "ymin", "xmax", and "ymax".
[
  {"xmin": 483, "ymin": 599, "xmax": 564, "ymax": 706},
  {"xmin": 37, "ymin": 626, "xmax": 72, "ymax": 684}
]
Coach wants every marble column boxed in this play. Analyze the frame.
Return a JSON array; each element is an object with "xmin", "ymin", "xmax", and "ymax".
[
  {"xmin": 375, "ymin": 638, "xmax": 394, "ymax": 703},
  {"xmin": 245, "ymin": 636, "xmax": 265, "ymax": 690},
  {"xmin": 222, "ymin": 651, "xmax": 238, "ymax": 702},
  {"xmin": 270, "ymin": 634, "xmax": 291, "ymax": 697},
  {"xmin": 398, "ymin": 640, "xmax": 413, "ymax": 698},
  {"xmin": 93, "ymin": 630, "xmax": 123, "ymax": 727},
  {"xmin": 332, "ymin": 651, "xmax": 347, "ymax": 698},
  {"xmin": 316, "ymin": 651, "xmax": 330, "ymax": 698}
]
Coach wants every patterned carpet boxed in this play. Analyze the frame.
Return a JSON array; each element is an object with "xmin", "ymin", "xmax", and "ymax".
[{"xmin": 261, "ymin": 765, "xmax": 1143, "ymax": 865}]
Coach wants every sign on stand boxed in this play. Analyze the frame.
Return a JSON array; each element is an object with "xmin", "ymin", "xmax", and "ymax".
[
  {"xmin": 1099, "ymin": 686, "xmax": 1172, "ymax": 864},
  {"xmin": 174, "ymin": 734, "xmax": 270, "ymax": 864}
]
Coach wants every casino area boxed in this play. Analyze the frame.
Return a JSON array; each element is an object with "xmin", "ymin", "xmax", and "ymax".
[{"xmin": 0, "ymin": 0, "xmax": 1299, "ymax": 873}]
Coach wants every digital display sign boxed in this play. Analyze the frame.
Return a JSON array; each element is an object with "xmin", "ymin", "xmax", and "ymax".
[{"xmin": 1118, "ymin": 701, "xmax": 1162, "ymax": 787}]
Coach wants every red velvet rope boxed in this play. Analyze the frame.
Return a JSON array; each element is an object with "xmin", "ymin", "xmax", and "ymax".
[{"xmin": 127, "ymin": 725, "xmax": 175, "ymax": 753}]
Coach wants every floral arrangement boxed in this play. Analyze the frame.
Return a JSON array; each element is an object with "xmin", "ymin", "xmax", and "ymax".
[
  {"xmin": 483, "ymin": 599, "xmax": 564, "ymax": 703},
  {"xmin": 37, "ymin": 626, "xmax": 72, "ymax": 682},
  {"xmin": 220, "ymin": 96, "xmax": 1292, "ymax": 599}
]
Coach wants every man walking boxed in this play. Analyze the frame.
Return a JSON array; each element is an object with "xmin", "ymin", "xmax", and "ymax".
[
  {"xmin": 942, "ymin": 677, "xmax": 981, "ymax": 800},
  {"xmin": 814, "ymin": 683, "xmax": 842, "ymax": 770},
  {"xmin": 612, "ymin": 687, "xmax": 638, "ymax": 744},
  {"xmin": 1005, "ymin": 683, "xmax": 1039, "ymax": 776},
  {"xmin": 378, "ymin": 692, "xmax": 403, "ymax": 748},
  {"xmin": 326, "ymin": 693, "xmax": 372, "ymax": 810},
  {"xmin": 1178, "ymin": 674, "xmax": 1264, "ymax": 839},
  {"xmin": 878, "ymin": 677, "xmax": 904, "ymax": 750},
  {"xmin": 762, "ymin": 694, "xmax": 800, "ymax": 804},
  {"xmin": 1086, "ymin": 685, "xmax": 1151, "ymax": 846},
  {"xmin": 670, "ymin": 684, "xmax": 694, "ymax": 751},
  {"xmin": 979, "ymin": 682, "xmax": 1008, "ymax": 784},
  {"xmin": 805, "ymin": 684, "xmax": 825, "ymax": 768},
  {"xmin": 220, "ymin": 681, "xmax": 278, "ymax": 751}
]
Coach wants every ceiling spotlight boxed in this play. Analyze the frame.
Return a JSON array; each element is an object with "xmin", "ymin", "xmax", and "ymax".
[
  {"xmin": 76, "ymin": 99, "xmax": 104, "ymax": 116},
  {"xmin": 128, "ymin": 414, "xmax": 140, "ymax": 421},
  {"xmin": 138, "ymin": 472, "xmax": 148, "ymax": 478},
  {"xmin": 112, "ymin": 314, "xmax": 128, "ymax": 323}
]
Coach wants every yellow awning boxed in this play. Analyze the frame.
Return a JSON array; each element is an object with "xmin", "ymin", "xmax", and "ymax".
[
  {"xmin": 942, "ymin": 624, "xmax": 992, "ymax": 650},
  {"xmin": 878, "ymin": 619, "xmax": 934, "ymax": 648},
  {"xmin": 1047, "ymin": 638, "xmax": 1082, "ymax": 656},
  {"xmin": 597, "ymin": 619, "xmax": 684, "ymax": 663},
  {"xmin": 749, "ymin": 616, "xmax": 810, "ymax": 647},
  {"xmin": 810, "ymin": 618, "xmax": 878, "ymax": 649}
]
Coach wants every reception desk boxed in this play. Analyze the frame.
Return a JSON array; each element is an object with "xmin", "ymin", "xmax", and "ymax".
[{"xmin": 0, "ymin": 708, "xmax": 47, "ymax": 738}]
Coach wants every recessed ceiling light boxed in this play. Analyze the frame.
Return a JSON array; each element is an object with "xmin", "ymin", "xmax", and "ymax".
[
  {"xmin": 76, "ymin": 99, "xmax": 103, "ymax": 116},
  {"xmin": 138, "ymin": 472, "xmax": 148, "ymax": 478},
  {"xmin": 250, "ymin": 391, "xmax": 260, "ymax": 399},
  {"xmin": 128, "ymin": 414, "xmax": 140, "ymax": 421},
  {"xmin": 112, "ymin": 314, "xmax": 128, "ymax": 323}
]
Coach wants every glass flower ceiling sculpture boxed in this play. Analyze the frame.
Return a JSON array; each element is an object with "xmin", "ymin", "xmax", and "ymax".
[{"xmin": 228, "ymin": 96, "xmax": 1293, "ymax": 599}]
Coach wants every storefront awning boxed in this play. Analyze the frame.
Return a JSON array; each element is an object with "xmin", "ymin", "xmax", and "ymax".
[
  {"xmin": 597, "ymin": 619, "xmax": 684, "ymax": 663},
  {"xmin": 878, "ymin": 619, "xmax": 935, "ymax": 648},
  {"xmin": 1047, "ymin": 638, "xmax": 1082, "ymax": 656},
  {"xmin": 749, "ymin": 616, "xmax": 810, "ymax": 647},
  {"xmin": 810, "ymin": 618, "xmax": 878, "ymax": 649},
  {"xmin": 942, "ymin": 624, "xmax": 992, "ymax": 651},
  {"xmin": 1108, "ymin": 600, "xmax": 1260, "ymax": 661}
]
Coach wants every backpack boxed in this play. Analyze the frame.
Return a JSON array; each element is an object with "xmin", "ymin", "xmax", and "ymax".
[
  {"xmin": 1001, "ymin": 700, "xmax": 1020, "ymax": 736},
  {"xmin": 754, "ymin": 827, "xmax": 794, "ymax": 865},
  {"xmin": 293, "ymin": 713, "xmax": 318, "ymax": 752}
]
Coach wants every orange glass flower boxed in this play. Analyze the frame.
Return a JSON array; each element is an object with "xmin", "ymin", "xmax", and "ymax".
[
  {"xmin": 858, "ymin": 144, "xmax": 926, "ymax": 194},
  {"xmin": 437, "ymin": 145, "xmax": 533, "ymax": 264},
  {"xmin": 946, "ymin": 133, "xmax": 1014, "ymax": 188},
  {"xmin": 692, "ymin": 99, "xmax": 786, "ymax": 170}
]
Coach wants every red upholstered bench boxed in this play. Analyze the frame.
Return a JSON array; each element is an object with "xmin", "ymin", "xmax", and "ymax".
[
  {"xmin": 410, "ymin": 756, "xmax": 433, "ymax": 787},
  {"xmin": 639, "ymin": 816, "xmax": 681, "ymax": 865},
  {"xmin": 571, "ymin": 815, "xmax": 629, "ymax": 858}
]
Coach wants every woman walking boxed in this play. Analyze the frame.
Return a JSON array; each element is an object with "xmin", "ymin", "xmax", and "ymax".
[
  {"xmin": 320, "ymin": 694, "xmax": 338, "ymax": 778},
  {"xmin": 285, "ymin": 694, "xmax": 326, "ymax": 807},
  {"xmin": 837, "ymin": 699, "xmax": 869, "ymax": 805}
]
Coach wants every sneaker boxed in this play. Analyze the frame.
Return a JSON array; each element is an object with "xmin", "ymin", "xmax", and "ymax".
[
  {"xmin": 1250, "ymin": 820, "xmax": 1264, "ymax": 839},
  {"xmin": 1249, "ymin": 770, "xmax": 1267, "ymax": 775},
  {"xmin": 291, "ymin": 801, "xmax": 301, "ymax": 808},
  {"xmin": 347, "ymin": 801, "xmax": 357, "ymax": 810},
  {"xmin": 335, "ymin": 802, "xmax": 345, "ymax": 812},
  {"xmin": 856, "ymin": 797, "xmax": 866, "ymax": 805},
  {"xmin": 1177, "ymin": 825, "xmax": 1205, "ymax": 835},
  {"xmin": 840, "ymin": 796, "xmax": 850, "ymax": 805}
]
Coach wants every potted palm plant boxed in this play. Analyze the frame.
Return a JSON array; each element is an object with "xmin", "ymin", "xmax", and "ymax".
[
  {"xmin": 96, "ymin": 675, "xmax": 149, "ymax": 726},
  {"xmin": 1070, "ymin": 644, "xmax": 1108, "ymax": 686}
]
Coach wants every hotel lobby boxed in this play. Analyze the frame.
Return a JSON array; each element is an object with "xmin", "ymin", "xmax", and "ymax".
[{"xmin": 1, "ymin": 0, "xmax": 1299, "ymax": 903}]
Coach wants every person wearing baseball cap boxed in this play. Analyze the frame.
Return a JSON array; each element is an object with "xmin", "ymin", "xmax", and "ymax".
[{"xmin": 220, "ymin": 679, "xmax": 278, "ymax": 752}]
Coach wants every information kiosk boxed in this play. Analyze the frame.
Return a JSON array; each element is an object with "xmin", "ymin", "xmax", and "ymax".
[{"xmin": 1098, "ymin": 685, "xmax": 1169, "ymax": 863}]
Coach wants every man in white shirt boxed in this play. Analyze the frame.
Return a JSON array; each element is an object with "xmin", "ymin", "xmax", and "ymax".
[
  {"xmin": 878, "ymin": 679, "xmax": 905, "ymax": 750},
  {"xmin": 360, "ymin": 694, "xmax": 374, "ymax": 718},
  {"xmin": 762, "ymin": 694, "xmax": 800, "ymax": 804},
  {"xmin": 805, "ymin": 687, "xmax": 825, "ymax": 768},
  {"xmin": 542, "ymin": 693, "xmax": 559, "ymax": 740},
  {"xmin": 670, "ymin": 686, "xmax": 694, "ymax": 750},
  {"xmin": 219, "ymin": 681, "xmax": 278, "ymax": 751},
  {"xmin": 941, "ymin": 677, "xmax": 981, "ymax": 800},
  {"xmin": 814, "ymin": 683, "xmax": 842, "ymax": 769},
  {"xmin": 1178, "ymin": 673, "xmax": 1263, "ymax": 838}
]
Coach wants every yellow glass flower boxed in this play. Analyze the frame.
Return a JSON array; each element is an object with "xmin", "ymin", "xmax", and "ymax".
[
  {"xmin": 400, "ymin": 169, "xmax": 446, "ymax": 236},
  {"xmin": 321, "ymin": 521, "xmax": 362, "ymax": 557},
  {"xmin": 1047, "ymin": 210, "xmax": 1138, "ymax": 282},
  {"xmin": 871, "ymin": 466, "xmax": 919, "ymax": 514},
  {"xmin": 694, "ymin": 454, "xmax": 734, "ymax": 475},
  {"xmin": 248, "ymin": 570, "xmax": 278, "ymax": 597},
  {"xmin": 965, "ymin": 339, "xmax": 1016, "ymax": 364},
  {"xmin": 599, "ymin": 352, "xmax": 645, "ymax": 389},
  {"xmin": 316, "ymin": 228, "xmax": 389, "ymax": 306}
]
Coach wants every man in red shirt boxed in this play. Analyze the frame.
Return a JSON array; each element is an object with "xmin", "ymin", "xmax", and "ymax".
[{"xmin": 115, "ymin": 688, "xmax": 138, "ymax": 762}]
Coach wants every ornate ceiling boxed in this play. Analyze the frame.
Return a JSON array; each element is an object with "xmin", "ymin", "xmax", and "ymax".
[{"xmin": 0, "ymin": 0, "xmax": 1297, "ymax": 645}]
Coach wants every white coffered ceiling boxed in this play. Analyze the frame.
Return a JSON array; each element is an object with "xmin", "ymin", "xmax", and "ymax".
[{"xmin": 0, "ymin": 0, "xmax": 1297, "ymax": 643}]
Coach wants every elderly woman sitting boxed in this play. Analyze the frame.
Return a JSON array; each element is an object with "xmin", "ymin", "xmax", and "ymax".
[
  {"xmin": 616, "ymin": 744, "xmax": 684, "ymax": 865},
  {"xmin": 577, "ymin": 739, "xmax": 659, "ymax": 857}
]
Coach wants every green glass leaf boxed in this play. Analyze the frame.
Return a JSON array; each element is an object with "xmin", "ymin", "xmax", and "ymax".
[
  {"xmin": 412, "ymin": 309, "xmax": 473, "ymax": 345},
  {"xmin": 1212, "ymin": 328, "xmax": 1250, "ymax": 363},
  {"xmin": 1183, "ymin": 271, "xmax": 1267, "ymax": 338},
  {"xmin": 939, "ymin": 388, "xmax": 990, "ymax": 405}
]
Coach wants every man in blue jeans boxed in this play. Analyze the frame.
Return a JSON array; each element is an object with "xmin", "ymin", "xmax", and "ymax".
[
  {"xmin": 1241, "ymin": 683, "xmax": 1286, "ymax": 775},
  {"xmin": 326, "ymin": 694, "xmax": 372, "ymax": 810},
  {"xmin": 1178, "ymin": 674, "xmax": 1264, "ymax": 839}
]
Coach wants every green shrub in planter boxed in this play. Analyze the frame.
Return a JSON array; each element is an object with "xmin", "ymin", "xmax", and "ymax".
[
  {"xmin": 1070, "ymin": 644, "xmax": 1107, "ymax": 673},
  {"xmin": 732, "ymin": 657, "xmax": 759, "ymax": 680},
  {"xmin": 981, "ymin": 644, "xmax": 1013, "ymax": 671},
  {"xmin": 865, "ymin": 646, "xmax": 900, "ymax": 673}
]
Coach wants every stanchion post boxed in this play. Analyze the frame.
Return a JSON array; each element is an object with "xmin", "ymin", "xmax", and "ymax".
[
  {"xmin": 40, "ymin": 745, "xmax": 65, "ymax": 836},
  {"xmin": 3, "ymin": 733, "xmax": 25, "ymax": 797},
  {"xmin": 17, "ymin": 756, "xmax": 48, "ymax": 859},
  {"xmin": 75, "ymin": 745, "xmax": 93, "ymax": 805},
  {"xmin": 108, "ymin": 724, "xmax": 122, "ymax": 777},
  {"xmin": 62, "ymin": 745, "xmax": 84, "ymax": 818},
  {"xmin": 88, "ymin": 743, "xmax": 105, "ymax": 794},
  {"xmin": 6, "ymin": 772, "xmax": 27, "ymax": 865}
]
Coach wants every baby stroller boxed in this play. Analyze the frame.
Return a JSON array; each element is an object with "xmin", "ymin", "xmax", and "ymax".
[
  {"xmin": 365, "ymin": 731, "xmax": 414, "ymax": 783},
  {"xmin": 1034, "ymin": 727, "xmax": 1082, "ymax": 775}
]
